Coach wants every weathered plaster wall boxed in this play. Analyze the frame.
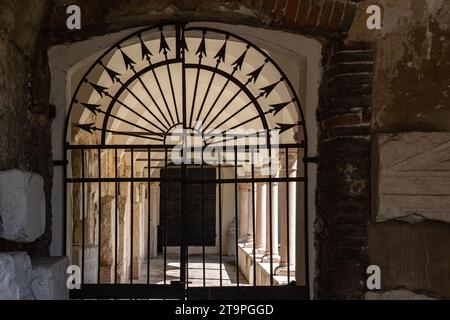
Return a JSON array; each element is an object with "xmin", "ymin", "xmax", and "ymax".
[
  {"xmin": 349, "ymin": 0, "xmax": 450, "ymax": 131},
  {"xmin": 348, "ymin": 0, "xmax": 450, "ymax": 299},
  {"xmin": 0, "ymin": 1, "xmax": 53, "ymax": 256}
]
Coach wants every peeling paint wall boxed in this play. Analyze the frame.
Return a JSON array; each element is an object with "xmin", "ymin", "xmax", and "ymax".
[{"xmin": 349, "ymin": 0, "xmax": 450, "ymax": 131}]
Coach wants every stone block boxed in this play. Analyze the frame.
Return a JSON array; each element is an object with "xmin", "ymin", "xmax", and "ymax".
[
  {"xmin": 31, "ymin": 256, "xmax": 69, "ymax": 300},
  {"xmin": 0, "ymin": 252, "xmax": 33, "ymax": 300},
  {"xmin": 373, "ymin": 132, "xmax": 450, "ymax": 224},
  {"xmin": 0, "ymin": 170, "xmax": 46, "ymax": 242}
]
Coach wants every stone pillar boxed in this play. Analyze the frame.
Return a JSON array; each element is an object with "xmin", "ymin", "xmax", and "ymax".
[
  {"xmin": 131, "ymin": 180, "xmax": 142, "ymax": 280},
  {"xmin": 140, "ymin": 182, "xmax": 147, "ymax": 261},
  {"xmin": 245, "ymin": 185, "xmax": 254, "ymax": 247},
  {"xmin": 276, "ymin": 151, "xmax": 297, "ymax": 275},
  {"xmin": 150, "ymin": 183, "xmax": 159, "ymax": 258},
  {"xmin": 116, "ymin": 163, "xmax": 130, "ymax": 283},
  {"xmin": 99, "ymin": 195, "xmax": 115, "ymax": 283},
  {"xmin": 255, "ymin": 182, "xmax": 266, "ymax": 251},
  {"xmin": 262, "ymin": 172, "xmax": 279, "ymax": 262},
  {"xmin": 238, "ymin": 183, "xmax": 250, "ymax": 243}
]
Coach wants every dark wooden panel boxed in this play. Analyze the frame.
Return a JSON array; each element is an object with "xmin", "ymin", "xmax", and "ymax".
[{"xmin": 160, "ymin": 166, "xmax": 216, "ymax": 246}]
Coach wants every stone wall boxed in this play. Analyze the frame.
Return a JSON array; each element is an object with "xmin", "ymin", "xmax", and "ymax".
[
  {"xmin": 348, "ymin": 0, "xmax": 450, "ymax": 299},
  {"xmin": 0, "ymin": 1, "xmax": 53, "ymax": 256}
]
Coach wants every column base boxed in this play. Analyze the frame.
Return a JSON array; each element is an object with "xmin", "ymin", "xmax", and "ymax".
[
  {"xmin": 274, "ymin": 264, "xmax": 296, "ymax": 276},
  {"xmin": 261, "ymin": 254, "xmax": 280, "ymax": 263},
  {"xmin": 244, "ymin": 241, "xmax": 254, "ymax": 249},
  {"xmin": 131, "ymin": 257, "xmax": 141, "ymax": 280}
]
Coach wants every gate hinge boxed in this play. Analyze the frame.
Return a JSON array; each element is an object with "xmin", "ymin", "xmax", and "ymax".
[
  {"xmin": 303, "ymin": 157, "xmax": 318, "ymax": 163},
  {"xmin": 53, "ymin": 160, "xmax": 68, "ymax": 166}
]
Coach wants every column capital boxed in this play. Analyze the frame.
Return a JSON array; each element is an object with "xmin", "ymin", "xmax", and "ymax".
[
  {"xmin": 279, "ymin": 150, "xmax": 297, "ymax": 170},
  {"xmin": 238, "ymin": 182, "xmax": 252, "ymax": 191}
]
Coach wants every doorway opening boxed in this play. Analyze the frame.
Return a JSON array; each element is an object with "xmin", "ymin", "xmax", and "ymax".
[{"xmin": 63, "ymin": 22, "xmax": 313, "ymax": 299}]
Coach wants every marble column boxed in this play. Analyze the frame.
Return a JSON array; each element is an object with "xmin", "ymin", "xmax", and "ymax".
[
  {"xmin": 131, "ymin": 181, "xmax": 143, "ymax": 280},
  {"xmin": 262, "ymin": 171, "xmax": 279, "ymax": 262},
  {"xmin": 238, "ymin": 183, "xmax": 250, "ymax": 244},
  {"xmin": 255, "ymin": 182, "xmax": 266, "ymax": 252},
  {"xmin": 245, "ymin": 184, "xmax": 254, "ymax": 247},
  {"xmin": 150, "ymin": 183, "xmax": 159, "ymax": 258},
  {"xmin": 276, "ymin": 151, "xmax": 297, "ymax": 276},
  {"xmin": 99, "ymin": 195, "xmax": 115, "ymax": 283}
]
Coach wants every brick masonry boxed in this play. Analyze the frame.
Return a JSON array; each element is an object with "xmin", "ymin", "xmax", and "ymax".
[
  {"xmin": 49, "ymin": 0, "xmax": 363, "ymax": 43},
  {"xmin": 315, "ymin": 40, "xmax": 374, "ymax": 299}
]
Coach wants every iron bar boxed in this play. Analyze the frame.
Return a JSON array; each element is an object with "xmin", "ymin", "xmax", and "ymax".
[
  {"xmin": 97, "ymin": 148, "xmax": 102, "ymax": 284},
  {"xmin": 81, "ymin": 150, "xmax": 86, "ymax": 285},
  {"xmin": 114, "ymin": 148, "xmax": 118, "ymax": 284},
  {"xmin": 147, "ymin": 148, "xmax": 151, "ymax": 284},
  {"xmin": 234, "ymin": 140, "xmax": 239, "ymax": 287},
  {"xmin": 251, "ymin": 152, "xmax": 257, "ymax": 286},
  {"xmin": 130, "ymin": 149, "xmax": 134, "ymax": 284},
  {"xmin": 218, "ymin": 151, "xmax": 223, "ymax": 287},
  {"xmin": 68, "ymin": 176, "xmax": 306, "ymax": 184}
]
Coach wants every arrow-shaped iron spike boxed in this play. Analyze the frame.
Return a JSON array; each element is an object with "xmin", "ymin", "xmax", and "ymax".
[
  {"xmin": 159, "ymin": 31, "xmax": 170, "ymax": 53},
  {"xmin": 269, "ymin": 101, "xmax": 292, "ymax": 116},
  {"xmin": 276, "ymin": 121, "xmax": 302, "ymax": 134},
  {"xmin": 120, "ymin": 50, "xmax": 135, "ymax": 70},
  {"xmin": 180, "ymin": 35, "xmax": 189, "ymax": 52},
  {"xmin": 247, "ymin": 64, "xmax": 265, "ymax": 83},
  {"xmin": 140, "ymin": 39, "xmax": 152, "ymax": 60},
  {"xmin": 195, "ymin": 34, "xmax": 207, "ymax": 58},
  {"xmin": 103, "ymin": 65, "xmax": 121, "ymax": 83},
  {"xmin": 74, "ymin": 123, "xmax": 96, "ymax": 134},
  {"xmin": 231, "ymin": 47, "xmax": 249, "ymax": 71},
  {"xmin": 214, "ymin": 41, "xmax": 227, "ymax": 63},
  {"xmin": 81, "ymin": 103, "xmax": 101, "ymax": 115},
  {"xmin": 90, "ymin": 82, "xmax": 108, "ymax": 97},
  {"xmin": 260, "ymin": 80, "xmax": 280, "ymax": 98}
]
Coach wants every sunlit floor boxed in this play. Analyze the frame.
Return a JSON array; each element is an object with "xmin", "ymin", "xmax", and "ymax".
[{"xmin": 134, "ymin": 254, "xmax": 249, "ymax": 286}]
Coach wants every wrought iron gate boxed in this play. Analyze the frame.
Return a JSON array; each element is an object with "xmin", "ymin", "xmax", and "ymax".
[{"xmin": 64, "ymin": 23, "xmax": 309, "ymax": 300}]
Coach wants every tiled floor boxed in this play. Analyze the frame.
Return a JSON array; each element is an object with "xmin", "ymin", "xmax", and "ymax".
[{"xmin": 134, "ymin": 254, "xmax": 249, "ymax": 286}]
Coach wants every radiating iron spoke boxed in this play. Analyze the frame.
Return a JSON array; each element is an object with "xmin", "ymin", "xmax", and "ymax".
[
  {"xmin": 147, "ymin": 58, "xmax": 177, "ymax": 126},
  {"xmin": 203, "ymin": 78, "xmax": 251, "ymax": 131},
  {"xmin": 105, "ymin": 91, "xmax": 166, "ymax": 133}
]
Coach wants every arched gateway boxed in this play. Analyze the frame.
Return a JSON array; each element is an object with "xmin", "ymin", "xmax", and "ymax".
[{"xmin": 64, "ymin": 23, "xmax": 309, "ymax": 299}]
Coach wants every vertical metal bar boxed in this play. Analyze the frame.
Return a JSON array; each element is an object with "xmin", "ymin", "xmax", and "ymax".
[
  {"xmin": 130, "ymin": 148, "xmax": 134, "ymax": 284},
  {"xmin": 218, "ymin": 151, "xmax": 223, "ymax": 287},
  {"xmin": 81, "ymin": 149, "xmax": 86, "ymax": 285},
  {"xmin": 179, "ymin": 23, "xmax": 188, "ymax": 293},
  {"xmin": 285, "ymin": 147, "xmax": 290, "ymax": 283},
  {"xmin": 304, "ymin": 144, "xmax": 310, "ymax": 290},
  {"xmin": 163, "ymin": 147, "xmax": 168, "ymax": 285},
  {"xmin": 234, "ymin": 140, "xmax": 239, "ymax": 287},
  {"xmin": 63, "ymin": 143, "xmax": 68, "ymax": 257},
  {"xmin": 114, "ymin": 148, "xmax": 118, "ymax": 284},
  {"xmin": 251, "ymin": 151, "xmax": 256, "ymax": 286},
  {"xmin": 147, "ymin": 148, "xmax": 151, "ymax": 284},
  {"xmin": 268, "ymin": 139, "xmax": 274, "ymax": 286},
  {"xmin": 97, "ymin": 148, "xmax": 102, "ymax": 284},
  {"xmin": 201, "ymin": 151, "xmax": 206, "ymax": 287}
]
